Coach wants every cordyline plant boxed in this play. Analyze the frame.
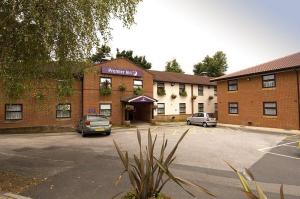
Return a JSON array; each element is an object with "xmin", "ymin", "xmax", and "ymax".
[
  {"xmin": 226, "ymin": 162, "xmax": 285, "ymax": 199},
  {"xmin": 113, "ymin": 129, "xmax": 215, "ymax": 199}
]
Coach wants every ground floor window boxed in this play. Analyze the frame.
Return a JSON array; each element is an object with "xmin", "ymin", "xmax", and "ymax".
[
  {"xmin": 56, "ymin": 104, "xmax": 71, "ymax": 118},
  {"xmin": 228, "ymin": 102, "xmax": 238, "ymax": 114},
  {"xmin": 179, "ymin": 103, "xmax": 186, "ymax": 114},
  {"xmin": 5, "ymin": 104, "xmax": 22, "ymax": 120},
  {"xmin": 198, "ymin": 103, "xmax": 204, "ymax": 112},
  {"xmin": 157, "ymin": 103, "xmax": 165, "ymax": 115},
  {"xmin": 263, "ymin": 102, "xmax": 277, "ymax": 116},
  {"xmin": 100, "ymin": 104, "xmax": 112, "ymax": 117}
]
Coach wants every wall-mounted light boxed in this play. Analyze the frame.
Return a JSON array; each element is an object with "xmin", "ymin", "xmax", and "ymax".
[{"xmin": 171, "ymin": 82, "xmax": 175, "ymax": 86}]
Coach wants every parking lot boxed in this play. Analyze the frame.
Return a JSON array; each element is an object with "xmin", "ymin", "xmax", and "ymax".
[{"xmin": 0, "ymin": 124, "xmax": 299, "ymax": 199}]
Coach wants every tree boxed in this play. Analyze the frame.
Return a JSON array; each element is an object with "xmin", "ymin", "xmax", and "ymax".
[
  {"xmin": 0, "ymin": 0, "xmax": 142, "ymax": 99},
  {"xmin": 165, "ymin": 59, "xmax": 184, "ymax": 73},
  {"xmin": 90, "ymin": 45, "xmax": 112, "ymax": 63},
  {"xmin": 193, "ymin": 51, "xmax": 228, "ymax": 77},
  {"xmin": 116, "ymin": 49, "xmax": 152, "ymax": 69}
]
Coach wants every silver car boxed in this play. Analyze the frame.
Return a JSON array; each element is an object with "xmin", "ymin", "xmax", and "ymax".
[
  {"xmin": 187, "ymin": 112, "xmax": 217, "ymax": 127},
  {"xmin": 77, "ymin": 115, "xmax": 112, "ymax": 137}
]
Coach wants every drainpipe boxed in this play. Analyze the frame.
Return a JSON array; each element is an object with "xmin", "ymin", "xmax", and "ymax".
[
  {"xmin": 81, "ymin": 76, "xmax": 84, "ymax": 117},
  {"xmin": 296, "ymin": 70, "xmax": 300, "ymax": 130},
  {"xmin": 191, "ymin": 84, "xmax": 194, "ymax": 114}
]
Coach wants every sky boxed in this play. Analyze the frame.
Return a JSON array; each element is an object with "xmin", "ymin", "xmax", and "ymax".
[{"xmin": 109, "ymin": 0, "xmax": 300, "ymax": 74}]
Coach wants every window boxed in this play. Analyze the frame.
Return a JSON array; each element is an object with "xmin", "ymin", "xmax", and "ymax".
[
  {"xmin": 198, "ymin": 85, "xmax": 204, "ymax": 96},
  {"xmin": 100, "ymin": 104, "xmax": 112, "ymax": 117},
  {"xmin": 100, "ymin": 77, "xmax": 112, "ymax": 87},
  {"xmin": 214, "ymin": 86, "xmax": 217, "ymax": 96},
  {"xmin": 262, "ymin": 74, "xmax": 276, "ymax": 88},
  {"xmin": 228, "ymin": 102, "xmax": 238, "ymax": 114},
  {"xmin": 198, "ymin": 103, "xmax": 204, "ymax": 112},
  {"xmin": 5, "ymin": 104, "xmax": 22, "ymax": 120},
  {"xmin": 157, "ymin": 103, "xmax": 165, "ymax": 115},
  {"xmin": 263, "ymin": 102, "xmax": 277, "ymax": 116},
  {"xmin": 228, "ymin": 80, "xmax": 238, "ymax": 91},
  {"xmin": 179, "ymin": 84, "xmax": 185, "ymax": 94},
  {"xmin": 134, "ymin": 80, "xmax": 143, "ymax": 89},
  {"xmin": 179, "ymin": 103, "xmax": 186, "ymax": 114},
  {"xmin": 56, "ymin": 104, "xmax": 71, "ymax": 118},
  {"xmin": 157, "ymin": 82, "xmax": 165, "ymax": 94}
]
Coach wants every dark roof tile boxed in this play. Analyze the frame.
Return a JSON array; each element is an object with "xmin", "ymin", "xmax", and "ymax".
[{"xmin": 212, "ymin": 52, "xmax": 300, "ymax": 81}]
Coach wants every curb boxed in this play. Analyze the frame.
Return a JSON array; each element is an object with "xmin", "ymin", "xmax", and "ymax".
[
  {"xmin": 0, "ymin": 193, "xmax": 31, "ymax": 199},
  {"xmin": 218, "ymin": 123, "xmax": 300, "ymax": 136}
]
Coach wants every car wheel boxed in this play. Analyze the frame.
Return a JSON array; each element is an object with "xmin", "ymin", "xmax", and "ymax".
[
  {"xmin": 203, "ymin": 122, "xmax": 208, "ymax": 128},
  {"xmin": 106, "ymin": 131, "xmax": 111, "ymax": 136},
  {"xmin": 187, "ymin": 120, "xmax": 191, "ymax": 125}
]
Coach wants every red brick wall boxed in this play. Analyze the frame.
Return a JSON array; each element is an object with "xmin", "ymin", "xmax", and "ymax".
[
  {"xmin": 217, "ymin": 70, "xmax": 299, "ymax": 130},
  {"xmin": 0, "ymin": 79, "xmax": 82, "ymax": 129},
  {"xmin": 83, "ymin": 58, "xmax": 154, "ymax": 125}
]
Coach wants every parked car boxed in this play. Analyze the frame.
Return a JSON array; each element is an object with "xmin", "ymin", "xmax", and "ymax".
[
  {"xmin": 77, "ymin": 115, "xmax": 112, "ymax": 137},
  {"xmin": 186, "ymin": 112, "xmax": 217, "ymax": 127}
]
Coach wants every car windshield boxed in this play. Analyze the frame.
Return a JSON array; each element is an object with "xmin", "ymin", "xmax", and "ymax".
[
  {"xmin": 206, "ymin": 113, "xmax": 215, "ymax": 118},
  {"xmin": 87, "ymin": 115, "xmax": 107, "ymax": 121}
]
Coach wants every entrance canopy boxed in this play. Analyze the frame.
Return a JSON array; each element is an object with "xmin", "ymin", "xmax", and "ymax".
[{"xmin": 121, "ymin": 95, "xmax": 157, "ymax": 103}]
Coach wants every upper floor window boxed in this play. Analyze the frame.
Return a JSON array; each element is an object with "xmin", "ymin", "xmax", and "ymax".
[
  {"xmin": 179, "ymin": 84, "xmax": 185, "ymax": 93},
  {"xmin": 198, "ymin": 85, "xmax": 204, "ymax": 96},
  {"xmin": 262, "ymin": 74, "xmax": 276, "ymax": 88},
  {"xmin": 263, "ymin": 102, "xmax": 277, "ymax": 116},
  {"xmin": 56, "ymin": 104, "xmax": 71, "ymax": 118},
  {"xmin": 100, "ymin": 77, "xmax": 112, "ymax": 88},
  {"xmin": 133, "ymin": 80, "xmax": 143, "ymax": 89},
  {"xmin": 228, "ymin": 102, "xmax": 238, "ymax": 114},
  {"xmin": 228, "ymin": 80, "xmax": 238, "ymax": 91},
  {"xmin": 157, "ymin": 82, "xmax": 165, "ymax": 95},
  {"xmin": 100, "ymin": 103, "xmax": 112, "ymax": 117},
  {"xmin": 214, "ymin": 86, "xmax": 217, "ymax": 96},
  {"xmin": 157, "ymin": 103, "xmax": 165, "ymax": 115},
  {"xmin": 5, "ymin": 104, "xmax": 22, "ymax": 120}
]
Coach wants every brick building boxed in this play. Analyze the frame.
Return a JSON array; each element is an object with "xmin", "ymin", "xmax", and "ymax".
[
  {"xmin": 212, "ymin": 52, "xmax": 300, "ymax": 130},
  {"xmin": 0, "ymin": 79, "xmax": 83, "ymax": 130},
  {"xmin": 83, "ymin": 58, "xmax": 155, "ymax": 125},
  {"xmin": 0, "ymin": 58, "xmax": 217, "ymax": 130}
]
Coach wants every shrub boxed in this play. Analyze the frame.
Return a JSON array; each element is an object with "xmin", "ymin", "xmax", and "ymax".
[
  {"xmin": 113, "ymin": 129, "xmax": 214, "ymax": 199},
  {"xmin": 119, "ymin": 84, "xmax": 126, "ymax": 92},
  {"xmin": 100, "ymin": 80, "xmax": 112, "ymax": 96},
  {"xmin": 100, "ymin": 86, "xmax": 112, "ymax": 96},
  {"xmin": 157, "ymin": 88, "xmax": 166, "ymax": 96},
  {"xmin": 179, "ymin": 90, "xmax": 187, "ymax": 97},
  {"xmin": 134, "ymin": 87, "xmax": 143, "ymax": 95},
  {"xmin": 226, "ymin": 161, "xmax": 285, "ymax": 199}
]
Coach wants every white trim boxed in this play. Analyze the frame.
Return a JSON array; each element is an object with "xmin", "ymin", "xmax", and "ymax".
[{"xmin": 128, "ymin": 95, "xmax": 156, "ymax": 103}]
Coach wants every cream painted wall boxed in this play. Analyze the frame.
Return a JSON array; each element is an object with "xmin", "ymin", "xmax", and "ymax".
[{"xmin": 153, "ymin": 82, "xmax": 217, "ymax": 116}]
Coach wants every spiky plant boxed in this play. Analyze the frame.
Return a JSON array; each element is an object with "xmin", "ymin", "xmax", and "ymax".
[
  {"xmin": 226, "ymin": 162, "xmax": 285, "ymax": 199},
  {"xmin": 113, "ymin": 129, "xmax": 214, "ymax": 199}
]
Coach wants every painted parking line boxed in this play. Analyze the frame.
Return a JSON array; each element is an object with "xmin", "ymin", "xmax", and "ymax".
[
  {"xmin": 258, "ymin": 141, "xmax": 298, "ymax": 151},
  {"xmin": 258, "ymin": 141, "xmax": 300, "ymax": 160}
]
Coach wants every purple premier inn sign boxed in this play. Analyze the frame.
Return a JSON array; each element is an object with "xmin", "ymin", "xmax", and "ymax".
[{"xmin": 101, "ymin": 66, "xmax": 143, "ymax": 77}]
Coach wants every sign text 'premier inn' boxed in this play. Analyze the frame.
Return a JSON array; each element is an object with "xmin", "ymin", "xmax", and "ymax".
[{"xmin": 101, "ymin": 66, "xmax": 143, "ymax": 77}]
